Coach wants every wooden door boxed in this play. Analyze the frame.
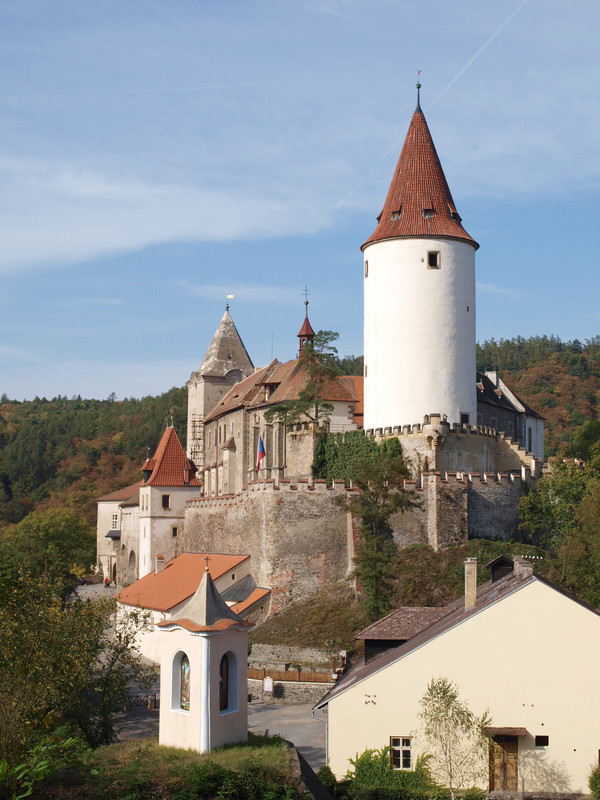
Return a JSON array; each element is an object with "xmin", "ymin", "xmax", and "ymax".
[{"xmin": 489, "ymin": 735, "xmax": 518, "ymax": 791}]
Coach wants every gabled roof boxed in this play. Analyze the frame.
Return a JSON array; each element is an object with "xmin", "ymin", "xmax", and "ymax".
[
  {"xmin": 118, "ymin": 552, "xmax": 249, "ymax": 612},
  {"xmin": 314, "ymin": 567, "xmax": 600, "ymax": 710},
  {"xmin": 356, "ymin": 605, "xmax": 448, "ymax": 641},
  {"xmin": 141, "ymin": 426, "xmax": 202, "ymax": 487},
  {"xmin": 477, "ymin": 372, "xmax": 544, "ymax": 420},
  {"xmin": 203, "ymin": 357, "xmax": 358, "ymax": 424},
  {"xmin": 196, "ymin": 309, "xmax": 254, "ymax": 378},
  {"xmin": 157, "ymin": 569, "xmax": 252, "ymax": 633},
  {"xmin": 362, "ymin": 102, "xmax": 478, "ymax": 251},
  {"xmin": 96, "ymin": 482, "xmax": 141, "ymax": 503}
]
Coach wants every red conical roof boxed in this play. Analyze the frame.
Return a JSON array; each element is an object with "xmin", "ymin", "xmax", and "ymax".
[
  {"xmin": 142, "ymin": 426, "xmax": 201, "ymax": 487},
  {"xmin": 362, "ymin": 105, "xmax": 478, "ymax": 250}
]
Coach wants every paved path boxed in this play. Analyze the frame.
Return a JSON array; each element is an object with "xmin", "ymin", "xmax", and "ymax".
[{"xmin": 115, "ymin": 701, "xmax": 327, "ymax": 771}]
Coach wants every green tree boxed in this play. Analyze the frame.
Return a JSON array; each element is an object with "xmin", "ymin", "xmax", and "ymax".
[
  {"xmin": 265, "ymin": 330, "xmax": 340, "ymax": 426},
  {"xmin": 419, "ymin": 677, "xmax": 491, "ymax": 800},
  {"xmin": 0, "ymin": 570, "xmax": 155, "ymax": 764},
  {"xmin": 1, "ymin": 508, "xmax": 95, "ymax": 594},
  {"xmin": 337, "ymin": 443, "xmax": 417, "ymax": 622},
  {"xmin": 518, "ymin": 458, "xmax": 591, "ymax": 549}
]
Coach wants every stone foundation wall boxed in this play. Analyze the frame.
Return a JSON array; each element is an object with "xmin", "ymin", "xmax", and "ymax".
[
  {"xmin": 183, "ymin": 480, "xmax": 354, "ymax": 612},
  {"xmin": 248, "ymin": 678, "xmax": 332, "ymax": 705}
]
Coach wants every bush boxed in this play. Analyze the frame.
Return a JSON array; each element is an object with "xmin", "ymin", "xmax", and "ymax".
[
  {"xmin": 174, "ymin": 760, "xmax": 299, "ymax": 800},
  {"xmin": 589, "ymin": 763, "xmax": 600, "ymax": 800},
  {"xmin": 317, "ymin": 765, "xmax": 337, "ymax": 793},
  {"xmin": 345, "ymin": 748, "xmax": 436, "ymax": 800}
]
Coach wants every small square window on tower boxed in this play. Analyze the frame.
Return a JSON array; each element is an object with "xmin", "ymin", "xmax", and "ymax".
[
  {"xmin": 172, "ymin": 526, "xmax": 179, "ymax": 538},
  {"xmin": 162, "ymin": 494, "xmax": 171, "ymax": 510},
  {"xmin": 427, "ymin": 251, "xmax": 440, "ymax": 269},
  {"xmin": 460, "ymin": 413, "xmax": 470, "ymax": 426}
]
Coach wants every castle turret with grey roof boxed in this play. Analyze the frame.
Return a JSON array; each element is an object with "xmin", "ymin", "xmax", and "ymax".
[{"xmin": 186, "ymin": 308, "xmax": 254, "ymax": 467}]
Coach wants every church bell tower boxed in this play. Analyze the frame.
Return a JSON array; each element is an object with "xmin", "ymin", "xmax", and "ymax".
[{"xmin": 362, "ymin": 84, "xmax": 479, "ymax": 432}]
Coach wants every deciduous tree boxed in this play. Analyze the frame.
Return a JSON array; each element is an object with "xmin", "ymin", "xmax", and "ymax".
[{"xmin": 419, "ymin": 677, "xmax": 491, "ymax": 800}]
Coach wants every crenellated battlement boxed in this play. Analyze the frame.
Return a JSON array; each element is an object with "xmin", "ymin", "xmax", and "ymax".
[{"xmin": 186, "ymin": 476, "xmax": 352, "ymax": 509}]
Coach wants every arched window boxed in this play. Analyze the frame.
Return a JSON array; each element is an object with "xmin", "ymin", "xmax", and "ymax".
[
  {"xmin": 219, "ymin": 651, "xmax": 239, "ymax": 714},
  {"xmin": 219, "ymin": 654, "xmax": 229, "ymax": 711},
  {"xmin": 171, "ymin": 651, "xmax": 190, "ymax": 712},
  {"xmin": 180, "ymin": 654, "xmax": 190, "ymax": 710}
]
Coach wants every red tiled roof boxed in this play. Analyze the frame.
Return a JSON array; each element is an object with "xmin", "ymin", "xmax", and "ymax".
[
  {"xmin": 231, "ymin": 587, "xmax": 270, "ymax": 615},
  {"xmin": 96, "ymin": 482, "xmax": 141, "ymax": 502},
  {"xmin": 203, "ymin": 363, "xmax": 276, "ymax": 424},
  {"xmin": 158, "ymin": 617, "xmax": 251, "ymax": 632},
  {"xmin": 204, "ymin": 358, "xmax": 357, "ymax": 423},
  {"xmin": 297, "ymin": 314, "xmax": 315, "ymax": 338},
  {"xmin": 362, "ymin": 106, "xmax": 478, "ymax": 251},
  {"xmin": 143, "ymin": 426, "xmax": 202, "ymax": 487},
  {"xmin": 118, "ymin": 552, "xmax": 249, "ymax": 612}
]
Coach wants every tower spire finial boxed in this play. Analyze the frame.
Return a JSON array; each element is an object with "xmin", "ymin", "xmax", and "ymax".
[
  {"xmin": 225, "ymin": 292, "xmax": 234, "ymax": 312},
  {"xmin": 416, "ymin": 70, "xmax": 422, "ymax": 112}
]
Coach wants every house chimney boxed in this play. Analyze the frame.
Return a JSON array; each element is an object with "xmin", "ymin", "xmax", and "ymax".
[
  {"xmin": 513, "ymin": 556, "xmax": 533, "ymax": 579},
  {"xmin": 155, "ymin": 554, "xmax": 165, "ymax": 574},
  {"xmin": 464, "ymin": 558, "xmax": 477, "ymax": 611}
]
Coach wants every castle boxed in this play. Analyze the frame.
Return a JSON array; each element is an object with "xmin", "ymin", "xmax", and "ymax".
[{"xmin": 97, "ymin": 86, "xmax": 543, "ymax": 611}]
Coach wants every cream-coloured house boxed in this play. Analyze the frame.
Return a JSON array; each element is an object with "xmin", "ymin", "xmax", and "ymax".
[
  {"xmin": 118, "ymin": 552, "xmax": 269, "ymax": 662},
  {"xmin": 315, "ymin": 556, "xmax": 600, "ymax": 795}
]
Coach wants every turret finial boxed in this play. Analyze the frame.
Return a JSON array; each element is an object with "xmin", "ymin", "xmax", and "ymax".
[
  {"xmin": 225, "ymin": 292, "xmax": 234, "ymax": 312},
  {"xmin": 416, "ymin": 70, "xmax": 422, "ymax": 112}
]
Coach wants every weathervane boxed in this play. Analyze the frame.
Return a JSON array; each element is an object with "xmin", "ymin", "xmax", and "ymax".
[
  {"xmin": 226, "ymin": 292, "xmax": 234, "ymax": 311},
  {"xmin": 204, "ymin": 555, "xmax": 210, "ymax": 573},
  {"xmin": 416, "ymin": 70, "xmax": 422, "ymax": 110}
]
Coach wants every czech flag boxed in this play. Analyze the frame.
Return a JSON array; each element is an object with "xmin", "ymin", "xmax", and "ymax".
[{"xmin": 256, "ymin": 435, "xmax": 266, "ymax": 472}]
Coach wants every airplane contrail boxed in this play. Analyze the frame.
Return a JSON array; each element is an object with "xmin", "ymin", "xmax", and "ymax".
[
  {"xmin": 431, "ymin": 0, "xmax": 530, "ymax": 106},
  {"xmin": 338, "ymin": 0, "xmax": 530, "ymax": 207}
]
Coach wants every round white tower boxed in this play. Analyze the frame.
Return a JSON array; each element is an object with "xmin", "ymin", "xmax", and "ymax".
[{"xmin": 362, "ymin": 86, "xmax": 479, "ymax": 432}]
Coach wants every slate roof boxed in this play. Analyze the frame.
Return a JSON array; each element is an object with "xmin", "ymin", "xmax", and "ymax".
[
  {"xmin": 314, "ymin": 566, "xmax": 600, "ymax": 710},
  {"xmin": 157, "ymin": 569, "xmax": 252, "ymax": 633},
  {"xmin": 141, "ymin": 426, "xmax": 202, "ymax": 487},
  {"xmin": 362, "ymin": 102, "xmax": 478, "ymax": 251},
  {"xmin": 195, "ymin": 309, "xmax": 254, "ymax": 378},
  {"xmin": 476, "ymin": 372, "xmax": 544, "ymax": 420},
  {"xmin": 118, "ymin": 552, "xmax": 249, "ymax": 612}
]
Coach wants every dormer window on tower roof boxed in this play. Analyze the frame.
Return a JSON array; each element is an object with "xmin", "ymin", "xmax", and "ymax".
[
  {"xmin": 391, "ymin": 205, "xmax": 402, "ymax": 220},
  {"xmin": 422, "ymin": 203, "xmax": 434, "ymax": 219}
]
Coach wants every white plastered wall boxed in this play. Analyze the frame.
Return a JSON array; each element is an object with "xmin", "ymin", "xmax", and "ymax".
[
  {"xmin": 363, "ymin": 237, "xmax": 476, "ymax": 431},
  {"xmin": 326, "ymin": 579, "xmax": 600, "ymax": 792},
  {"xmin": 158, "ymin": 625, "xmax": 248, "ymax": 753}
]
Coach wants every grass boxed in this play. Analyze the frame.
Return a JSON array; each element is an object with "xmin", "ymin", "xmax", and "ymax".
[{"xmin": 32, "ymin": 733, "xmax": 298, "ymax": 800}]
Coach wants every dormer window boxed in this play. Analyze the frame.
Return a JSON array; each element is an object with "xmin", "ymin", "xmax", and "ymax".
[
  {"xmin": 448, "ymin": 203, "xmax": 462, "ymax": 222},
  {"xmin": 422, "ymin": 203, "xmax": 434, "ymax": 218},
  {"xmin": 391, "ymin": 206, "xmax": 401, "ymax": 220}
]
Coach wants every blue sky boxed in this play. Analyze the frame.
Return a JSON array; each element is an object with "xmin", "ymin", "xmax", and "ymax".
[{"xmin": 1, "ymin": 0, "xmax": 599, "ymax": 400}]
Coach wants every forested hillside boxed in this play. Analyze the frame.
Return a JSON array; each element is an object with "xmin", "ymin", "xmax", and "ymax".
[
  {"xmin": 1, "ymin": 335, "xmax": 599, "ymax": 529},
  {"xmin": 0, "ymin": 388, "xmax": 186, "ymax": 527},
  {"xmin": 476, "ymin": 335, "xmax": 600, "ymax": 454}
]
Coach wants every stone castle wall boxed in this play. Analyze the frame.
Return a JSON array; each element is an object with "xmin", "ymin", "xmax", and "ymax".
[{"xmin": 183, "ymin": 479, "xmax": 354, "ymax": 612}]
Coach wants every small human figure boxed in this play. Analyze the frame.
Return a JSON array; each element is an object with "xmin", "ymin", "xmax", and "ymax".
[{"xmin": 104, "ymin": 577, "xmax": 110, "ymax": 588}]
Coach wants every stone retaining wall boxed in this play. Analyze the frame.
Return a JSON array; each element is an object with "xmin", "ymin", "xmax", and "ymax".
[{"xmin": 248, "ymin": 678, "xmax": 331, "ymax": 705}]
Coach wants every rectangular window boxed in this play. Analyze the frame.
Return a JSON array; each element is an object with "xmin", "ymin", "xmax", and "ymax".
[
  {"xmin": 364, "ymin": 260, "xmax": 369, "ymax": 278},
  {"xmin": 535, "ymin": 735, "xmax": 549, "ymax": 747},
  {"xmin": 162, "ymin": 494, "xmax": 170, "ymax": 510},
  {"xmin": 427, "ymin": 251, "xmax": 440, "ymax": 268},
  {"xmin": 460, "ymin": 413, "xmax": 470, "ymax": 425},
  {"xmin": 111, "ymin": 513, "xmax": 118, "ymax": 529},
  {"xmin": 172, "ymin": 526, "xmax": 179, "ymax": 538},
  {"xmin": 390, "ymin": 737, "xmax": 411, "ymax": 770}
]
